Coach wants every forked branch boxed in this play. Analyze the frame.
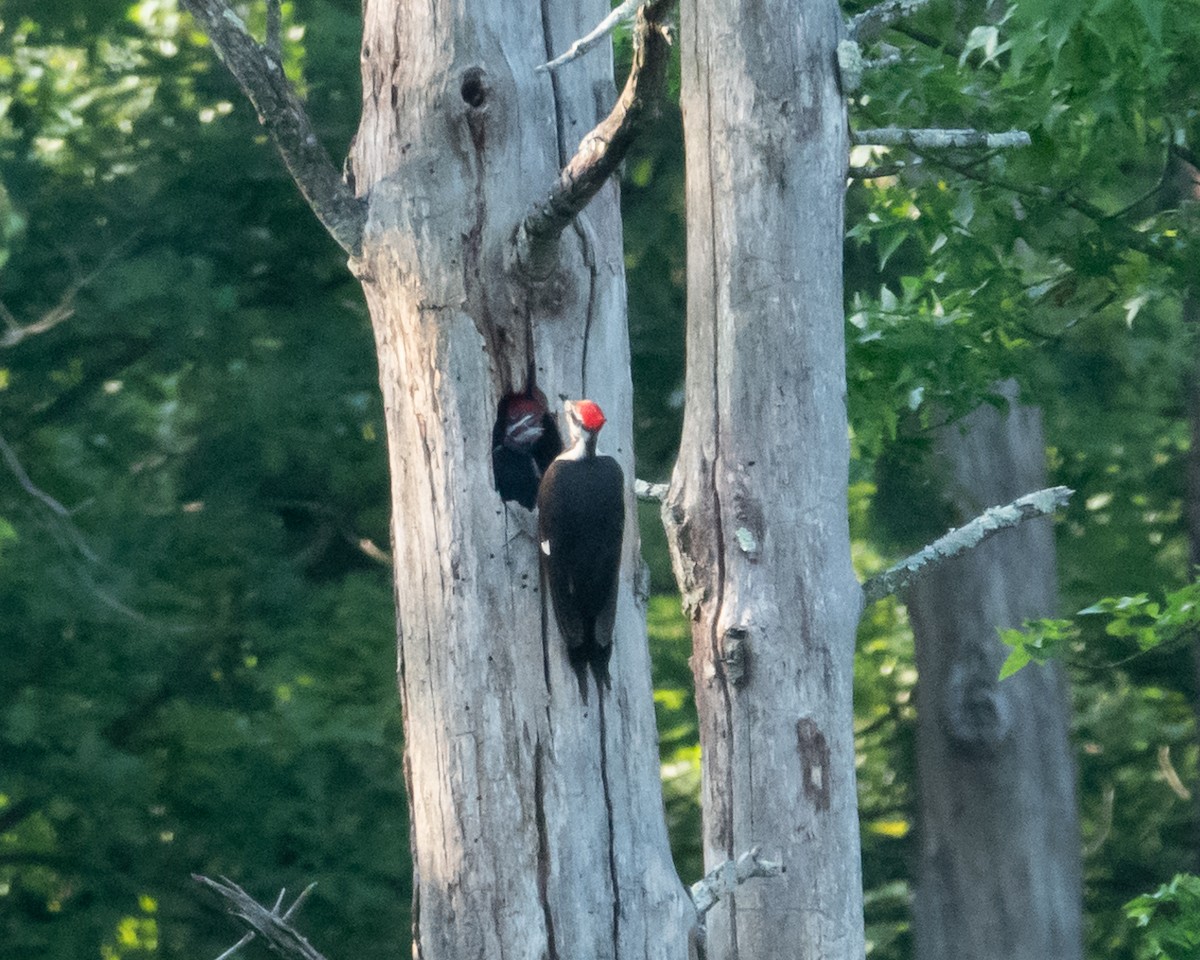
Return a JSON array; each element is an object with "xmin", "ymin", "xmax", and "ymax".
[
  {"xmin": 515, "ymin": 0, "xmax": 675, "ymax": 278},
  {"xmin": 861, "ymin": 486, "xmax": 1073, "ymax": 604},
  {"xmin": 538, "ymin": 0, "xmax": 641, "ymax": 73},
  {"xmin": 179, "ymin": 0, "xmax": 364, "ymax": 256},
  {"xmin": 195, "ymin": 875, "xmax": 325, "ymax": 960}
]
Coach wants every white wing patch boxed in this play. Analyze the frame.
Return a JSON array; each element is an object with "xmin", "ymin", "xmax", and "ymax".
[{"xmin": 540, "ymin": 539, "xmax": 551, "ymax": 556}]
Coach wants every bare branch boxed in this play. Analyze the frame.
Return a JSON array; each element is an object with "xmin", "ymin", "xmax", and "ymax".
[
  {"xmin": 515, "ymin": 0, "xmax": 675, "ymax": 278},
  {"xmin": 179, "ymin": 0, "xmax": 364, "ymax": 256},
  {"xmin": 852, "ymin": 127, "xmax": 1031, "ymax": 149},
  {"xmin": 0, "ymin": 431, "xmax": 185, "ymax": 627},
  {"xmin": 849, "ymin": 0, "xmax": 935, "ymax": 43},
  {"xmin": 213, "ymin": 932, "xmax": 255, "ymax": 960},
  {"xmin": 0, "ymin": 431, "xmax": 99, "ymax": 563},
  {"xmin": 0, "ymin": 237, "xmax": 138, "ymax": 348},
  {"xmin": 538, "ymin": 0, "xmax": 640, "ymax": 73},
  {"xmin": 690, "ymin": 846, "xmax": 784, "ymax": 918},
  {"xmin": 634, "ymin": 478, "xmax": 668, "ymax": 502},
  {"xmin": 862, "ymin": 486, "xmax": 1073, "ymax": 604},
  {"xmin": 195, "ymin": 876, "xmax": 326, "ymax": 960}
]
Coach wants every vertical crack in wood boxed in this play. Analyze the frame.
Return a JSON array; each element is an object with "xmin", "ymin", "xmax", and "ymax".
[
  {"xmin": 538, "ymin": 0, "xmax": 569, "ymax": 167},
  {"xmin": 533, "ymin": 742, "xmax": 560, "ymax": 960},
  {"xmin": 575, "ymin": 218, "xmax": 600, "ymax": 397},
  {"xmin": 597, "ymin": 694, "xmax": 622, "ymax": 957},
  {"xmin": 701, "ymin": 34, "xmax": 738, "ymax": 957},
  {"xmin": 461, "ymin": 112, "xmax": 507, "ymax": 380}
]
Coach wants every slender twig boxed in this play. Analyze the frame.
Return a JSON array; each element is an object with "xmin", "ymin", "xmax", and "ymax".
[
  {"xmin": 634, "ymin": 478, "xmax": 668, "ymax": 502},
  {"xmin": 0, "ymin": 431, "xmax": 99, "ymax": 563},
  {"xmin": 0, "ymin": 431, "xmax": 174, "ymax": 625},
  {"xmin": 538, "ymin": 0, "xmax": 640, "ymax": 73},
  {"xmin": 690, "ymin": 846, "xmax": 784, "ymax": 919},
  {"xmin": 515, "ymin": 0, "xmax": 676, "ymax": 278},
  {"xmin": 0, "ymin": 236, "xmax": 138, "ymax": 348},
  {"xmin": 849, "ymin": 0, "xmax": 935, "ymax": 43},
  {"xmin": 213, "ymin": 932, "xmax": 255, "ymax": 960},
  {"xmin": 179, "ymin": 0, "xmax": 364, "ymax": 255},
  {"xmin": 852, "ymin": 127, "xmax": 1030, "ymax": 149},
  {"xmin": 196, "ymin": 876, "xmax": 325, "ymax": 960},
  {"xmin": 862, "ymin": 486, "xmax": 1073, "ymax": 604}
]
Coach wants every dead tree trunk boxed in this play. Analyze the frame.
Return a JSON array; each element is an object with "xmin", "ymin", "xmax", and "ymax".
[
  {"xmin": 344, "ymin": 2, "xmax": 695, "ymax": 957},
  {"xmin": 906, "ymin": 384, "xmax": 1082, "ymax": 960},
  {"xmin": 664, "ymin": 0, "xmax": 865, "ymax": 957}
]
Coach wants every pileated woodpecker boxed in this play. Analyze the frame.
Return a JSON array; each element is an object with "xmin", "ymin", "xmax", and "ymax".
[
  {"xmin": 492, "ymin": 382, "xmax": 562, "ymax": 510},
  {"xmin": 537, "ymin": 399, "xmax": 625, "ymax": 695}
]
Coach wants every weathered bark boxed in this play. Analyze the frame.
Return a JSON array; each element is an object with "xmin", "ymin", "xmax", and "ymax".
[
  {"xmin": 906, "ymin": 384, "xmax": 1082, "ymax": 960},
  {"xmin": 348, "ymin": 1, "xmax": 693, "ymax": 957},
  {"xmin": 664, "ymin": 0, "xmax": 865, "ymax": 957}
]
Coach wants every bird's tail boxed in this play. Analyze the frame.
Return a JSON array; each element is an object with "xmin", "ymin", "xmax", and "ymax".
[{"xmin": 568, "ymin": 618, "xmax": 612, "ymax": 701}]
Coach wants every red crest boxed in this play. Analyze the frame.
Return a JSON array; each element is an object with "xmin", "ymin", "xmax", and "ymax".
[{"xmin": 575, "ymin": 400, "xmax": 606, "ymax": 433}]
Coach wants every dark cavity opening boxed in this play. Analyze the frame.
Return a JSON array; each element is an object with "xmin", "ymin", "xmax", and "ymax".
[{"xmin": 460, "ymin": 68, "xmax": 488, "ymax": 108}]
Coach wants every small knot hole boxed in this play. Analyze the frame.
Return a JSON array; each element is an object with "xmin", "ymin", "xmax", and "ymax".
[{"xmin": 461, "ymin": 68, "xmax": 488, "ymax": 108}]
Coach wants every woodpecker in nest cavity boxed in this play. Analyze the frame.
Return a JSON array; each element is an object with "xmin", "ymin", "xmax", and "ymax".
[
  {"xmin": 537, "ymin": 399, "xmax": 625, "ymax": 696},
  {"xmin": 492, "ymin": 381, "xmax": 563, "ymax": 510}
]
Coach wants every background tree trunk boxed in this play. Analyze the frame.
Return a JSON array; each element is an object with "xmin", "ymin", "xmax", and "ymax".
[
  {"xmin": 665, "ymin": 0, "xmax": 865, "ymax": 957},
  {"xmin": 348, "ymin": 1, "xmax": 693, "ymax": 956},
  {"xmin": 906, "ymin": 383, "xmax": 1083, "ymax": 960}
]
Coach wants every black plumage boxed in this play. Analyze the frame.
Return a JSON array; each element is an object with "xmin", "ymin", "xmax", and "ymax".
[
  {"xmin": 492, "ymin": 387, "xmax": 562, "ymax": 509},
  {"xmin": 537, "ymin": 400, "xmax": 624, "ymax": 697}
]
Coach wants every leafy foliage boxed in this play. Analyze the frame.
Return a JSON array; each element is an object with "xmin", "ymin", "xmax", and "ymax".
[{"xmin": 1126, "ymin": 874, "xmax": 1200, "ymax": 959}]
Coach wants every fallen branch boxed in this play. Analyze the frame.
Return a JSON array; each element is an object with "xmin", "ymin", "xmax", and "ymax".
[
  {"xmin": 179, "ymin": 0, "xmax": 364, "ymax": 256},
  {"xmin": 852, "ymin": 127, "xmax": 1031, "ymax": 149},
  {"xmin": 862, "ymin": 486, "xmax": 1073, "ymax": 604},
  {"xmin": 515, "ymin": 0, "xmax": 675, "ymax": 278},
  {"xmin": 195, "ymin": 875, "xmax": 325, "ymax": 960},
  {"xmin": 849, "ymin": 0, "xmax": 935, "ymax": 42},
  {"xmin": 690, "ymin": 846, "xmax": 784, "ymax": 918},
  {"xmin": 538, "ymin": 0, "xmax": 640, "ymax": 73}
]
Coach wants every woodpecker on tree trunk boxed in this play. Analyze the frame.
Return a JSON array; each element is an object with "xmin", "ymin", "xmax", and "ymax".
[
  {"xmin": 492, "ymin": 377, "xmax": 563, "ymax": 510},
  {"xmin": 537, "ymin": 399, "xmax": 625, "ymax": 697}
]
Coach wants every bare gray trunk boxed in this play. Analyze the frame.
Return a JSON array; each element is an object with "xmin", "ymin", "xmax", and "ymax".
[
  {"xmin": 665, "ymin": 0, "xmax": 865, "ymax": 957},
  {"xmin": 348, "ymin": 1, "xmax": 693, "ymax": 956},
  {"xmin": 907, "ymin": 384, "xmax": 1082, "ymax": 960}
]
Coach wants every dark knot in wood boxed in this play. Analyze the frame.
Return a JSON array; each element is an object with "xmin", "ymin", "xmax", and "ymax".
[{"xmin": 943, "ymin": 659, "xmax": 1013, "ymax": 754}]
